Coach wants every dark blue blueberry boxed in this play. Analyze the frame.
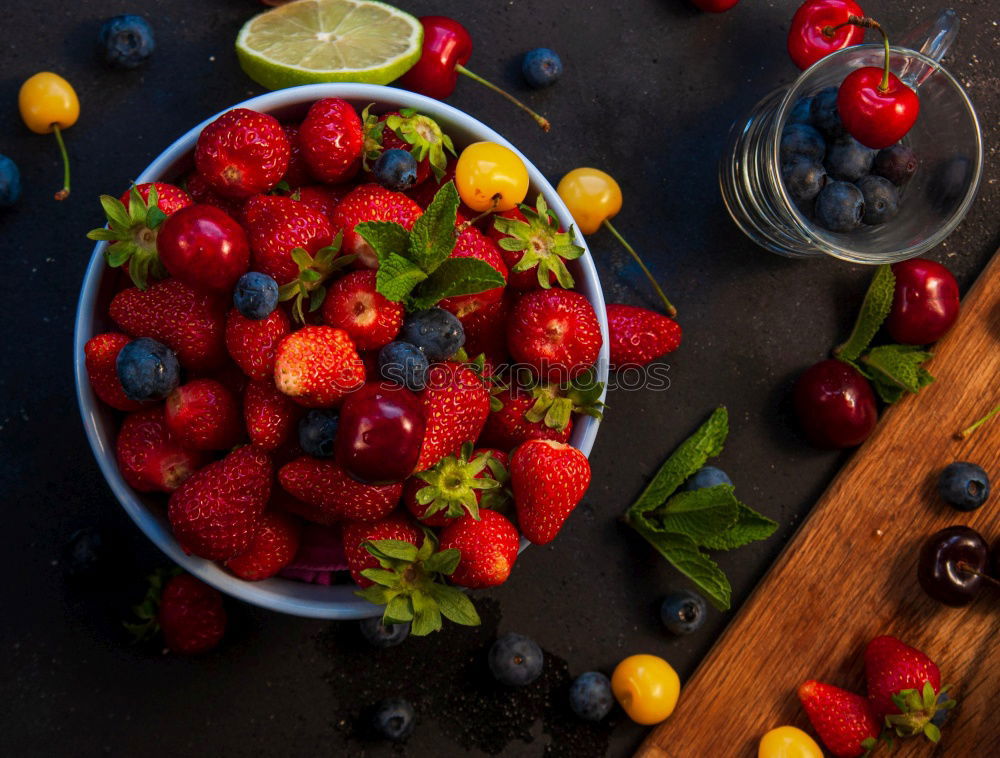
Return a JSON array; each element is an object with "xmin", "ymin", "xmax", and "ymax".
[
  {"xmin": 0, "ymin": 154, "xmax": 22, "ymax": 208},
  {"xmin": 298, "ymin": 410, "xmax": 339, "ymax": 458},
  {"xmin": 522, "ymin": 48, "xmax": 563, "ymax": 88},
  {"xmin": 810, "ymin": 86, "xmax": 844, "ymax": 138},
  {"xmin": 63, "ymin": 527, "xmax": 107, "ymax": 580},
  {"xmin": 359, "ymin": 617, "xmax": 411, "ymax": 648},
  {"xmin": 682, "ymin": 465, "xmax": 733, "ymax": 492},
  {"xmin": 787, "ymin": 96, "xmax": 814, "ymax": 126},
  {"xmin": 873, "ymin": 144, "xmax": 918, "ymax": 186},
  {"xmin": 378, "ymin": 341, "xmax": 429, "ymax": 391},
  {"xmin": 368, "ymin": 698, "xmax": 415, "ymax": 742},
  {"xmin": 99, "ymin": 14, "xmax": 155, "ymax": 69},
  {"xmin": 780, "ymin": 124, "xmax": 825, "ymax": 165},
  {"xmin": 488, "ymin": 633, "xmax": 544, "ymax": 687},
  {"xmin": 824, "ymin": 136, "xmax": 876, "ymax": 182},
  {"xmin": 856, "ymin": 175, "xmax": 900, "ymax": 225},
  {"xmin": 372, "ymin": 148, "xmax": 418, "ymax": 192},
  {"xmin": 938, "ymin": 462, "xmax": 990, "ymax": 511},
  {"xmin": 781, "ymin": 160, "xmax": 827, "ymax": 205},
  {"xmin": 116, "ymin": 337, "xmax": 180, "ymax": 402},
  {"xmin": 399, "ymin": 308, "xmax": 465, "ymax": 361},
  {"xmin": 233, "ymin": 272, "xmax": 279, "ymax": 320},
  {"xmin": 568, "ymin": 672, "xmax": 614, "ymax": 722},
  {"xmin": 814, "ymin": 180, "xmax": 864, "ymax": 233},
  {"xmin": 660, "ymin": 590, "xmax": 707, "ymax": 635}
]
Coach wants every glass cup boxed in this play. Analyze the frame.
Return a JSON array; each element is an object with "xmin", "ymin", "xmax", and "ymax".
[{"xmin": 719, "ymin": 9, "xmax": 982, "ymax": 263}]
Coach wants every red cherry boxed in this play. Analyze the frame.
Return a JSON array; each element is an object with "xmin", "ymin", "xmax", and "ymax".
[
  {"xmin": 398, "ymin": 16, "xmax": 472, "ymax": 100},
  {"xmin": 885, "ymin": 258, "xmax": 960, "ymax": 344},
  {"xmin": 787, "ymin": 0, "xmax": 865, "ymax": 70},
  {"xmin": 690, "ymin": 0, "xmax": 740, "ymax": 11},
  {"xmin": 837, "ymin": 67, "xmax": 919, "ymax": 149},
  {"xmin": 157, "ymin": 204, "xmax": 250, "ymax": 292},
  {"xmin": 794, "ymin": 359, "xmax": 878, "ymax": 448},
  {"xmin": 335, "ymin": 382, "xmax": 426, "ymax": 484}
]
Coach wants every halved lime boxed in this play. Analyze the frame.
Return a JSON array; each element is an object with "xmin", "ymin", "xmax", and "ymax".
[{"xmin": 236, "ymin": 0, "xmax": 423, "ymax": 90}]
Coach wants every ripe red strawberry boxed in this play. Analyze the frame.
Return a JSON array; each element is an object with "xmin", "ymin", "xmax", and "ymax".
[
  {"xmin": 165, "ymin": 378, "xmax": 243, "ymax": 450},
  {"xmin": 273, "ymin": 325, "xmax": 365, "ymax": 407},
  {"xmin": 404, "ymin": 444, "xmax": 505, "ymax": 526},
  {"xmin": 193, "ymin": 359, "xmax": 249, "ymax": 398},
  {"xmin": 321, "ymin": 270, "xmax": 403, "ymax": 350},
  {"xmin": 478, "ymin": 387, "xmax": 572, "ymax": 450},
  {"xmin": 438, "ymin": 509, "xmax": 520, "ymax": 588},
  {"xmin": 607, "ymin": 304, "xmax": 682, "ymax": 367},
  {"xmin": 330, "ymin": 184, "xmax": 422, "ymax": 268},
  {"xmin": 84, "ymin": 332, "xmax": 143, "ymax": 411},
  {"xmin": 416, "ymin": 362, "xmax": 491, "ymax": 471},
  {"xmin": 437, "ymin": 227, "xmax": 508, "ymax": 319},
  {"xmin": 194, "ymin": 108, "xmax": 290, "ymax": 197},
  {"xmin": 243, "ymin": 378, "xmax": 303, "ymax": 451},
  {"xmin": 460, "ymin": 291, "xmax": 512, "ymax": 371},
  {"xmin": 281, "ymin": 124, "xmax": 312, "ymax": 187},
  {"xmin": 110, "ymin": 278, "xmax": 226, "ymax": 372},
  {"xmin": 157, "ymin": 574, "xmax": 226, "ymax": 655},
  {"xmin": 291, "ymin": 184, "xmax": 351, "ymax": 221},
  {"xmin": 225, "ymin": 307, "xmax": 290, "ymax": 381},
  {"xmin": 798, "ymin": 680, "xmax": 881, "ymax": 758},
  {"xmin": 226, "ymin": 509, "xmax": 302, "ymax": 581},
  {"xmin": 508, "ymin": 289, "xmax": 602, "ymax": 382},
  {"xmin": 407, "ymin": 157, "xmax": 457, "ymax": 207},
  {"xmin": 299, "ymin": 98, "xmax": 363, "ymax": 184},
  {"xmin": 510, "ymin": 439, "xmax": 591, "ymax": 545},
  {"xmin": 243, "ymin": 194, "xmax": 334, "ymax": 284},
  {"xmin": 118, "ymin": 182, "xmax": 192, "ymax": 215},
  {"xmin": 167, "ymin": 445, "xmax": 272, "ymax": 560},
  {"xmin": 279, "ymin": 457, "xmax": 402, "ymax": 523},
  {"xmin": 116, "ymin": 408, "xmax": 206, "ymax": 492},
  {"xmin": 341, "ymin": 513, "xmax": 422, "ymax": 587},
  {"xmin": 184, "ymin": 172, "xmax": 245, "ymax": 219},
  {"xmin": 488, "ymin": 195, "xmax": 583, "ymax": 290}
]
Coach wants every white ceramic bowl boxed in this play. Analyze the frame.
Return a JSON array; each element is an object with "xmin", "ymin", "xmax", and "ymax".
[{"xmin": 74, "ymin": 83, "xmax": 609, "ymax": 619}]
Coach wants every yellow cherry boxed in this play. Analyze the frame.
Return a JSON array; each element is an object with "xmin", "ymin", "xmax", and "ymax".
[
  {"xmin": 758, "ymin": 726, "xmax": 824, "ymax": 758},
  {"xmin": 611, "ymin": 654, "xmax": 681, "ymax": 725},
  {"xmin": 455, "ymin": 141, "xmax": 529, "ymax": 212},
  {"xmin": 18, "ymin": 72, "xmax": 79, "ymax": 200}
]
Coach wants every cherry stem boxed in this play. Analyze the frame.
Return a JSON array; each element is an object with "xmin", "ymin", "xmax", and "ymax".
[
  {"xmin": 455, "ymin": 64, "xmax": 551, "ymax": 132},
  {"xmin": 825, "ymin": 15, "xmax": 892, "ymax": 91},
  {"xmin": 51, "ymin": 124, "xmax": 70, "ymax": 201},
  {"xmin": 957, "ymin": 562, "xmax": 1000, "ymax": 589},
  {"xmin": 957, "ymin": 401, "xmax": 1000, "ymax": 439},
  {"xmin": 601, "ymin": 219, "xmax": 677, "ymax": 317},
  {"xmin": 456, "ymin": 194, "xmax": 500, "ymax": 233}
]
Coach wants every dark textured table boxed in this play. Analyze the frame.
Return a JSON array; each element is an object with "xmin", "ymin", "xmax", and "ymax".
[{"xmin": 1, "ymin": 1, "xmax": 996, "ymax": 756}]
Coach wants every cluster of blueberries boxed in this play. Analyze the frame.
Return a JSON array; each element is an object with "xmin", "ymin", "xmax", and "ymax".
[{"xmin": 780, "ymin": 86, "xmax": 918, "ymax": 233}]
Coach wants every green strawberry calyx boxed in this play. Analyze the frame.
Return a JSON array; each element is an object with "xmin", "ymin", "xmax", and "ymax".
[
  {"xmin": 523, "ymin": 368, "xmax": 606, "ymax": 433},
  {"xmin": 122, "ymin": 566, "xmax": 182, "ymax": 642},
  {"xmin": 86, "ymin": 184, "xmax": 169, "ymax": 290},
  {"xmin": 885, "ymin": 681, "xmax": 956, "ymax": 743},
  {"xmin": 493, "ymin": 193, "xmax": 584, "ymax": 289},
  {"xmin": 276, "ymin": 232, "xmax": 354, "ymax": 323},
  {"xmin": 413, "ymin": 442, "xmax": 500, "ymax": 522},
  {"xmin": 361, "ymin": 105, "xmax": 456, "ymax": 182}
]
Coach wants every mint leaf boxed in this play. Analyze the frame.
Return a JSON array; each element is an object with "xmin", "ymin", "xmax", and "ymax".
[
  {"xmin": 408, "ymin": 257, "xmax": 506, "ymax": 311},
  {"xmin": 835, "ymin": 264, "xmax": 895, "ymax": 361},
  {"xmin": 650, "ymin": 485, "xmax": 740, "ymax": 542},
  {"xmin": 376, "ymin": 253, "xmax": 428, "ymax": 302},
  {"xmin": 355, "ymin": 221, "xmax": 410, "ymax": 263},
  {"xmin": 697, "ymin": 502, "xmax": 778, "ymax": 550},
  {"xmin": 630, "ymin": 526, "xmax": 732, "ymax": 610},
  {"xmin": 408, "ymin": 182, "xmax": 459, "ymax": 273},
  {"xmin": 861, "ymin": 344, "xmax": 934, "ymax": 395}
]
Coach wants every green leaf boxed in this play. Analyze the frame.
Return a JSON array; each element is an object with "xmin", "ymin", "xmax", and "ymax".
[
  {"xmin": 407, "ymin": 182, "xmax": 459, "ymax": 273},
  {"xmin": 376, "ymin": 253, "xmax": 428, "ymax": 302},
  {"xmin": 356, "ymin": 584, "xmax": 391, "ymax": 606},
  {"xmin": 411, "ymin": 598, "xmax": 443, "ymax": 636},
  {"xmin": 923, "ymin": 723, "xmax": 941, "ymax": 743},
  {"xmin": 355, "ymin": 221, "xmax": 410, "ymax": 263},
  {"xmin": 359, "ymin": 568, "xmax": 399, "ymax": 588},
  {"xmin": 408, "ymin": 258, "xmax": 506, "ymax": 311},
  {"xmin": 835, "ymin": 264, "xmax": 895, "ymax": 361},
  {"xmin": 86, "ymin": 227, "xmax": 119, "ymax": 241},
  {"xmin": 631, "ymin": 525, "xmax": 732, "ymax": 610},
  {"xmin": 696, "ymin": 502, "xmax": 778, "ymax": 550},
  {"xmin": 430, "ymin": 585, "xmax": 481, "ymax": 626},
  {"xmin": 365, "ymin": 539, "xmax": 419, "ymax": 563},
  {"xmin": 99, "ymin": 194, "xmax": 131, "ymax": 230},
  {"xmin": 145, "ymin": 207, "xmax": 167, "ymax": 230},
  {"xmin": 384, "ymin": 594, "xmax": 414, "ymax": 624},
  {"xmin": 424, "ymin": 548, "xmax": 461, "ymax": 576},
  {"xmin": 861, "ymin": 344, "xmax": 934, "ymax": 395},
  {"xmin": 652, "ymin": 485, "xmax": 740, "ymax": 542}
]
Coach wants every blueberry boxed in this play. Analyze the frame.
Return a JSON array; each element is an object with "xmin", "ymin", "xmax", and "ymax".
[
  {"xmin": 660, "ymin": 590, "xmax": 707, "ymax": 635},
  {"xmin": 488, "ymin": 632, "xmax": 544, "ymax": 687},
  {"xmin": 824, "ymin": 136, "xmax": 875, "ymax": 182},
  {"xmin": 782, "ymin": 159, "xmax": 827, "ymax": 205},
  {"xmin": 568, "ymin": 671, "xmax": 614, "ymax": 721},
  {"xmin": 99, "ymin": 14, "xmax": 155, "ymax": 69},
  {"xmin": 856, "ymin": 175, "xmax": 900, "ymax": 225},
  {"xmin": 359, "ymin": 617, "xmax": 411, "ymax": 648},
  {"xmin": 399, "ymin": 308, "xmax": 464, "ymax": 361},
  {"xmin": 368, "ymin": 697, "xmax": 415, "ymax": 742},
  {"xmin": 938, "ymin": 462, "xmax": 990, "ymax": 511},
  {"xmin": 378, "ymin": 341, "xmax": 429, "ymax": 391},
  {"xmin": 298, "ymin": 410, "xmax": 339, "ymax": 458},
  {"xmin": 682, "ymin": 465, "xmax": 733, "ymax": 492},
  {"xmin": 63, "ymin": 527, "xmax": 107, "ymax": 580},
  {"xmin": 810, "ymin": 86, "xmax": 844, "ymax": 138},
  {"xmin": 0, "ymin": 154, "xmax": 22, "ymax": 208},
  {"xmin": 780, "ymin": 124, "xmax": 825, "ymax": 165},
  {"xmin": 873, "ymin": 144, "xmax": 918, "ymax": 186},
  {"xmin": 814, "ymin": 181, "xmax": 864, "ymax": 233},
  {"xmin": 522, "ymin": 48, "xmax": 563, "ymax": 88},
  {"xmin": 787, "ymin": 96, "xmax": 814, "ymax": 126},
  {"xmin": 116, "ymin": 338, "xmax": 180, "ymax": 402},
  {"xmin": 233, "ymin": 272, "xmax": 279, "ymax": 320},
  {"xmin": 373, "ymin": 148, "xmax": 418, "ymax": 192}
]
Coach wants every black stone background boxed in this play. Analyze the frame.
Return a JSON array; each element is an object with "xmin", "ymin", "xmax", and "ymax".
[{"xmin": 1, "ymin": 0, "xmax": 996, "ymax": 756}]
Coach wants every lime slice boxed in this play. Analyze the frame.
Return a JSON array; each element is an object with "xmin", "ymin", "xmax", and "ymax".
[{"xmin": 236, "ymin": 0, "xmax": 423, "ymax": 90}]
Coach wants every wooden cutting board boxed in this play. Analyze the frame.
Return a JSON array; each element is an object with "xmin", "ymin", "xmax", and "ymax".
[{"xmin": 637, "ymin": 251, "xmax": 1000, "ymax": 757}]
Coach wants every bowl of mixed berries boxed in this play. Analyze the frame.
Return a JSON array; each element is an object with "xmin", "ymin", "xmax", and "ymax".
[{"xmin": 75, "ymin": 83, "xmax": 609, "ymax": 628}]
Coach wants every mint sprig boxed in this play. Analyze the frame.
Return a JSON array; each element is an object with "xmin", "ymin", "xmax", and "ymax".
[
  {"xmin": 835, "ymin": 264, "xmax": 895, "ymax": 362},
  {"xmin": 859, "ymin": 344, "xmax": 934, "ymax": 403}
]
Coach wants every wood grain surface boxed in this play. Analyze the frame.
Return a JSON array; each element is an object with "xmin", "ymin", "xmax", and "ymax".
[{"xmin": 637, "ymin": 252, "xmax": 1000, "ymax": 757}]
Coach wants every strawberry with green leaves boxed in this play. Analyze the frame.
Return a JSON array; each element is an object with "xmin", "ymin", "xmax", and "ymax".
[
  {"xmin": 417, "ymin": 361, "xmax": 491, "ymax": 471},
  {"xmin": 126, "ymin": 570, "xmax": 226, "ymax": 655},
  {"xmin": 331, "ymin": 183, "xmax": 423, "ymax": 269},
  {"xmin": 225, "ymin": 307, "xmax": 290, "ymax": 382},
  {"xmin": 489, "ymin": 194, "xmax": 583, "ymax": 290},
  {"xmin": 116, "ymin": 407, "xmax": 206, "ymax": 493},
  {"xmin": 342, "ymin": 513, "xmax": 422, "ymax": 587},
  {"xmin": 278, "ymin": 457, "xmax": 402, "ymax": 522},
  {"xmin": 404, "ymin": 442, "xmax": 502, "ymax": 526},
  {"xmin": 511, "ymin": 439, "xmax": 591, "ymax": 545},
  {"xmin": 438, "ymin": 509, "xmax": 520, "ymax": 588},
  {"xmin": 437, "ymin": 226, "xmax": 508, "ymax": 319},
  {"xmin": 798, "ymin": 680, "xmax": 881, "ymax": 758},
  {"xmin": 243, "ymin": 194, "xmax": 335, "ymax": 285},
  {"xmin": 273, "ymin": 325, "xmax": 365, "ymax": 407},
  {"xmin": 84, "ymin": 332, "xmax": 143, "ymax": 411},
  {"xmin": 362, "ymin": 107, "xmax": 456, "ymax": 186},
  {"xmin": 226, "ymin": 509, "xmax": 302, "ymax": 581}
]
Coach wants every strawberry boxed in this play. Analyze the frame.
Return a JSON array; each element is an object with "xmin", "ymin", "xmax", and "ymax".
[
  {"xmin": 273, "ymin": 325, "xmax": 365, "ymax": 407},
  {"xmin": 437, "ymin": 227, "xmax": 508, "ymax": 319},
  {"xmin": 167, "ymin": 445, "xmax": 272, "ymax": 560},
  {"xmin": 321, "ymin": 270, "xmax": 403, "ymax": 350},
  {"xmin": 798, "ymin": 680, "xmax": 881, "ymax": 758},
  {"xmin": 299, "ymin": 98, "xmax": 363, "ymax": 184},
  {"xmin": 474, "ymin": 448, "xmax": 513, "ymax": 513},
  {"xmin": 117, "ymin": 182, "xmax": 192, "ymax": 215},
  {"xmin": 460, "ymin": 292, "xmax": 512, "ymax": 371},
  {"xmin": 184, "ymin": 172, "xmax": 245, "ymax": 219},
  {"xmin": 116, "ymin": 407, "xmax": 206, "ymax": 492},
  {"xmin": 226, "ymin": 509, "xmax": 302, "ymax": 581},
  {"xmin": 281, "ymin": 124, "xmax": 312, "ymax": 187},
  {"xmin": 243, "ymin": 194, "xmax": 334, "ymax": 285},
  {"xmin": 407, "ymin": 157, "xmax": 457, "ymax": 209},
  {"xmin": 84, "ymin": 332, "xmax": 143, "ymax": 411},
  {"xmin": 291, "ymin": 184, "xmax": 351, "ymax": 221},
  {"xmin": 416, "ymin": 362, "xmax": 491, "ymax": 471},
  {"xmin": 438, "ymin": 509, "xmax": 520, "ymax": 588},
  {"xmin": 194, "ymin": 108, "xmax": 290, "ymax": 197},
  {"xmin": 606, "ymin": 304, "xmax": 682, "ymax": 367},
  {"xmin": 478, "ymin": 387, "xmax": 573, "ymax": 450},
  {"xmin": 508, "ymin": 289, "xmax": 602, "ymax": 383},
  {"xmin": 193, "ymin": 359, "xmax": 249, "ymax": 397},
  {"xmin": 157, "ymin": 574, "xmax": 226, "ymax": 655},
  {"xmin": 224, "ymin": 307, "xmax": 290, "ymax": 381},
  {"xmin": 510, "ymin": 439, "xmax": 591, "ymax": 545},
  {"xmin": 110, "ymin": 278, "xmax": 226, "ymax": 372},
  {"xmin": 404, "ymin": 443, "xmax": 503, "ymax": 526},
  {"xmin": 488, "ymin": 194, "xmax": 583, "ymax": 290},
  {"xmin": 272, "ymin": 487, "xmax": 339, "ymax": 526},
  {"xmin": 243, "ymin": 378, "xmax": 303, "ymax": 450},
  {"xmin": 278, "ymin": 457, "xmax": 402, "ymax": 523},
  {"xmin": 165, "ymin": 378, "xmax": 243, "ymax": 450},
  {"xmin": 330, "ymin": 183, "xmax": 422, "ymax": 268},
  {"xmin": 341, "ymin": 513, "xmax": 422, "ymax": 587},
  {"xmin": 362, "ymin": 108, "xmax": 456, "ymax": 187}
]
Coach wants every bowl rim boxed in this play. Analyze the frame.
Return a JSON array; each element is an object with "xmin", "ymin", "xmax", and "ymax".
[{"xmin": 73, "ymin": 83, "xmax": 610, "ymax": 619}]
